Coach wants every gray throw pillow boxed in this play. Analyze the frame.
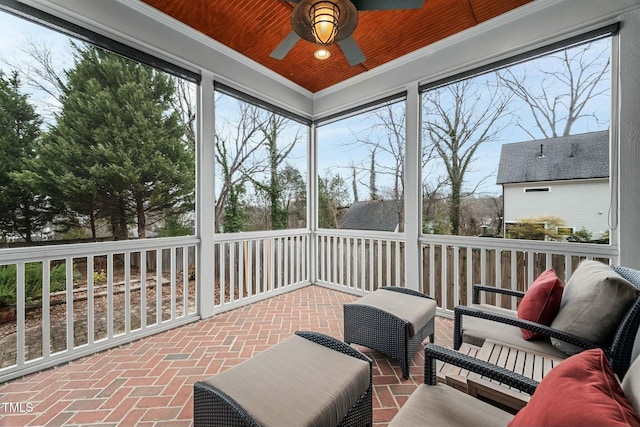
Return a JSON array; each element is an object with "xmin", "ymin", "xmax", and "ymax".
[{"xmin": 550, "ymin": 260, "xmax": 639, "ymax": 355}]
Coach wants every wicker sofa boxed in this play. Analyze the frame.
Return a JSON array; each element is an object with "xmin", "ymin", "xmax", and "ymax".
[
  {"xmin": 389, "ymin": 339, "xmax": 640, "ymax": 426},
  {"xmin": 454, "ymin": 263, "xmax": 640, "ymax": 377},
  {"xmin": 193, "ymin": 331, "xmax": 372, "ymax": 427}
]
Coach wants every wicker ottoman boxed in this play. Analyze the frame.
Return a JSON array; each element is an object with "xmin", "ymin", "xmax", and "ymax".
[
  {"xmin": 344, "ymin": 287, "xmax": 436, "ymax": 379},
  {"xmin": 193, "ymin": 331, "xmax": 372, "ymax": 427}
]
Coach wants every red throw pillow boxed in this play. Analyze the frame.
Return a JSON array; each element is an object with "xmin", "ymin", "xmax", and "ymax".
[
  {"xmin": 508, "ymin": 349, "xmax": 640, "ymax": 427},
  {"xmin": 517, "ymin": 269, "xmax": 564, "ymax": 340}
]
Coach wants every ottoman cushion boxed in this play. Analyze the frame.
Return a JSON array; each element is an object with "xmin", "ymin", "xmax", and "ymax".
[
  {"xmin": 202, "ymin": 334, "xmax": 370, "ymax": 427},
  {"xmin": 355, "ymin": 288, "xmax": 436, "ymax": 336}
]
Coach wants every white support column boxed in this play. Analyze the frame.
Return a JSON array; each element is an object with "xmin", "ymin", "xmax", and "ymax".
[
  {"xmin": 308, "ymin": 124, "xmax": 318, "ymax": 284},
  {"xmin": 618, "ymin": 9, "xmax": 640, "ymax": 269},
  {"xmin": 405, "ymin": 82, "xmax": 421, "ymax": 291},
  {"xmin": 198, "ymin": 71, "xmax": 216, "ymax": 318}
]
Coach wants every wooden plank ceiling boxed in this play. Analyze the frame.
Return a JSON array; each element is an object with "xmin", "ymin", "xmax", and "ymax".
[{"xmin": 141, "ymin": 0, "xmax": 532, "ymax": 93}]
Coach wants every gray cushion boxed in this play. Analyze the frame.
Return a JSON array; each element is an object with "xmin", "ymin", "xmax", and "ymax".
[
  {"xmin": 462, "ymin": 315, "xmax": 567, "ymax": 359},
  {"xmin": 388, "ymin": 383, "xmax": 513, "ymax": 427},
  {"xmin": 203, "ymin": 334, "xmax": 370, "ymax": 427},
  {"xmin": 353, "ymin": 288, "xmax": 436, "ymax": 336},
  {"xmin": 550, "ymin": 260, "xmax": 639, "ymax": 355}
]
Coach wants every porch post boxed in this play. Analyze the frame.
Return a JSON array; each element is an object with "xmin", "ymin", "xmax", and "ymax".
[
  {"xmin": 404, "ymin": 82, "xmax": 421, "ymax": 291},
  {"xmin": 618, "ymin": 8, "xmax": 640, "ymax": 270},
  {"xmin": 198, "ymin": 71, "xmax": 216, "ymax": 318},
  {"xmin": 309, "ymin": 124, "xmax": 318, "ymax": 285}
]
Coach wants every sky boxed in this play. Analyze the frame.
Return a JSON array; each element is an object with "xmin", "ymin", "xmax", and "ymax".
[
  {"xmin": 317, "ymin": 37, "xmax": 611, "ymax": 200},
  {"xmin": 1, "ymin": 10, "xmax": 611, "ymax": 202}
]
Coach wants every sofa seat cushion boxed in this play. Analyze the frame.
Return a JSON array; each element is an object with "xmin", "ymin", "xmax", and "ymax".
[
  {"xmin": 203, "ymin": 334, "xmax": 370, "ymax": 427},
  {"xmin": 355, "ymin": 288, "xmax": 436, "ymax": 336},
  {"xmin": 550, "ymin": 260, "xmax": 639, "ymax": 355},
  {"xmin": 517, "ymin": 269, "xmax": 564, "ymax": 340},
  {"xmin": 462, "ymin": 315, "xmax": 567, "ymax": 359},
  {"xmin": 509, "ymin": 349, "xmax": 640, "ymax": 427},
  {"xmin": 389, "ymin": 383, "xmax": 513, "ymax": 427}
]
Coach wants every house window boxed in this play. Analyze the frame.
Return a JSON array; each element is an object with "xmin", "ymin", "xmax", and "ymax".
[
  {"xmin": 557, "ymin": 227, "xmax": 575, "ymax": 236},
  {"xmin": 525, "ymin": 187, "xmax": 550, "ymax": 193}
]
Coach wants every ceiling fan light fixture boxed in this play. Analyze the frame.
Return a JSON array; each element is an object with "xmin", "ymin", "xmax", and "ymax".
[
  {"xmin": 314, "ymin": 48, "xmax": 331, "ymax": 60},
  {"xmin": 309, "ymin": 1, "xmax": 340, "ymax": 45}
]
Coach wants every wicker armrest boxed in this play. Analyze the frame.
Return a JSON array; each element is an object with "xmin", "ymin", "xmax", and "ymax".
[
  {"xmin": 454, "ymin": 305, "xmax": 600, "ymax": 352},
  {"xmin": 379, "ymin": 286, "xmax": 434, "ymax": 300},
  {"xmin": 423, "ymin": 344, "xmax": 538, "ymax": 395},
  {"xmin": 295, "ymin": 331, "xmax": 372, "ymax": 363},
  {"xmin": 472, "ymin": 284, "xmax": 525, "ymax": 304},
  {"xmin": 194, "ymin": 382, "xmax": 260, "ymax": 427}
]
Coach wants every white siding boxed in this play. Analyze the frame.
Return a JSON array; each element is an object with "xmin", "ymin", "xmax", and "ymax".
[{"xmin": 503, "ymin": 179, "xmax": 610, "ymax": 239}]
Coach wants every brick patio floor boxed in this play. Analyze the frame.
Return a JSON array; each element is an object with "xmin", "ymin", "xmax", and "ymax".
[{"xmin": 0, "ymin": 285, "xmax": 454, "ymax": 426}]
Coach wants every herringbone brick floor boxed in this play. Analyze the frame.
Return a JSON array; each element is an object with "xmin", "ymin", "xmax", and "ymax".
[{"xmin": 0, "ymin": 285, "xmax": 454, "ymax": 426}]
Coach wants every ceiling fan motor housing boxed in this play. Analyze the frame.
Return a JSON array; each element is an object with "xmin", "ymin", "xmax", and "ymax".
[{"xmin": 291, "ymin": 0, "xmax": 358, "ymax": 45}]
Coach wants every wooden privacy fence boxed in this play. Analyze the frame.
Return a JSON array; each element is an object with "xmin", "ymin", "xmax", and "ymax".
[{"xmin": 421, "ymin": 235, "xmax": 616, "ymax": 312}]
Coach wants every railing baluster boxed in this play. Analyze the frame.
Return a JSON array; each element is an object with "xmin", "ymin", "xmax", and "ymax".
[
  {"xmin": 170, "ymin": 247, "xmax": 176, "ymax": 320},
  {"xmin": 125, "ymin": 252, "xmax": 131, "ymax": 334},
  {"xmin": 43, "ymin": 259, "xmax": 51, "ymax": 357},
  {"xmin": 183, "ymin": 247, "xmax": 189, "ymax": 315},
  {"xmin": 17, "ymin": 263, "xmax": 25, "ymax": 366},
  {"xmin": 87, "ymin": 256, "xmax": 95, "ymax": 343},
  {"xmin": 141, "ymin": 250, "xmax": 147, "ymax": 327},
  {"xmin": 155, "ymin": 250, "xmax": 162, "ymax": 325},
  {"xmin": 511, "ymin": 249, "xmax": 518, "ymax": 310},
  {"xmin": 108, "ymin": 253, "xmax": 114, "ymax": 339}
]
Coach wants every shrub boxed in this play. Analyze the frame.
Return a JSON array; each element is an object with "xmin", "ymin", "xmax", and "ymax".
[{"xmin": 0, "ymin": 262, "xmax": 77, "ymax": 306}]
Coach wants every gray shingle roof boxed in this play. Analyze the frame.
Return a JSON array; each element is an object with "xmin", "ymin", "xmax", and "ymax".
[
  {"xmin": 339, "ymin": 200, "xmax": 403, "ymax": 231},
  {"xmin": 496, "ymin": 130, "xmax": 609, "ymax": 184}
]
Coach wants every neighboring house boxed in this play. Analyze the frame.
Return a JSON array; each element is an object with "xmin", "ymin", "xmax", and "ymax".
[
  {"xmin": 339, "ymin": 200, "xmax": 403, "ymax": 232},
  {"xmin": 496, "ymin": 130, "xmax": 609, "ymax": 240}
]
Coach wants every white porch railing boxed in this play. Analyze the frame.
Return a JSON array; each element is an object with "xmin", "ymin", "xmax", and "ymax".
[
  {"xmin": 213, "ymin": 230, "xmax": 311, "ymax": 312},
  {"xmin": 0, "ymin": 237, "xmax": 198, "ymax": 383},
  {"xmin": 315, "ymin": 230, "xmax": 405, "ymax": 292},
  {"xmin": 313, "ymin": 231, "xmax": 618, "ymax": 316},
  {"xmin": 0, "ymin": 229, "xmax": 619, "ymax": 383}
]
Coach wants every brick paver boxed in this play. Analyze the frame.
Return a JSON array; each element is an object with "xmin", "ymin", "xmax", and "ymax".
[{"xmin": 0, "ymin": 285, "xmax": 454, "ymax": 426}]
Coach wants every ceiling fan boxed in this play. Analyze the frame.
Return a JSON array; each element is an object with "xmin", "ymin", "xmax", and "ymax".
[{"xmin": 270, "ymin": 0, "xmax": 425, "ymax": 66}]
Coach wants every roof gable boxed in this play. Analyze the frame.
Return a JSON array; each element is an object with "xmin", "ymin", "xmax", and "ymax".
[
  {"xmin": 496, "ymin": 131, "xmax": 609, "ymax": 185},
  {"xmin": 339, "ymin": 200, "xmax": 403, "ymax": 232}
]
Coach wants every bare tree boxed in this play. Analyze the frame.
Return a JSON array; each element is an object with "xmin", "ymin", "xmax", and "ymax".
[
  {"xmin": 172, "ymin": 78, "xmax": 197, "ymax": 149},
  {"xmin": 496, "ymin": 41, "xmax": 610, "ymax": 138},
  {"xmin": 215, "ymin": 98, "xmax": 303, "ymax": 232},
  {"xmin": 343, "ymin": 103, "xmax": 407, "ymax": 230},
  {"xmin": 423, "ymin": 78, "xmax": 512, "ymax": 235},
  {"xmin": 255, "ymin": 113, "xmax": 302, "ymax": 230},
  {"xmin": 350, "ymin": 163, "xmax": 359, "ymax": 202},
  {"xmin": 215, "ymin": 100, "xmax": 270, "ymax": 229}
]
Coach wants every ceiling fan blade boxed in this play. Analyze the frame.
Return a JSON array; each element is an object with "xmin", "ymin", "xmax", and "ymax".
[
  {"xmin": 338, "ymin": 36, "xmax": 366, "ymax": 66},
  {"xmin": 352, "ymin": 0, "xmax": 424, "ymax": 10},
  {"xmin": 270, "ymin": 32, "xmax": 300, "ymax": 60}
]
